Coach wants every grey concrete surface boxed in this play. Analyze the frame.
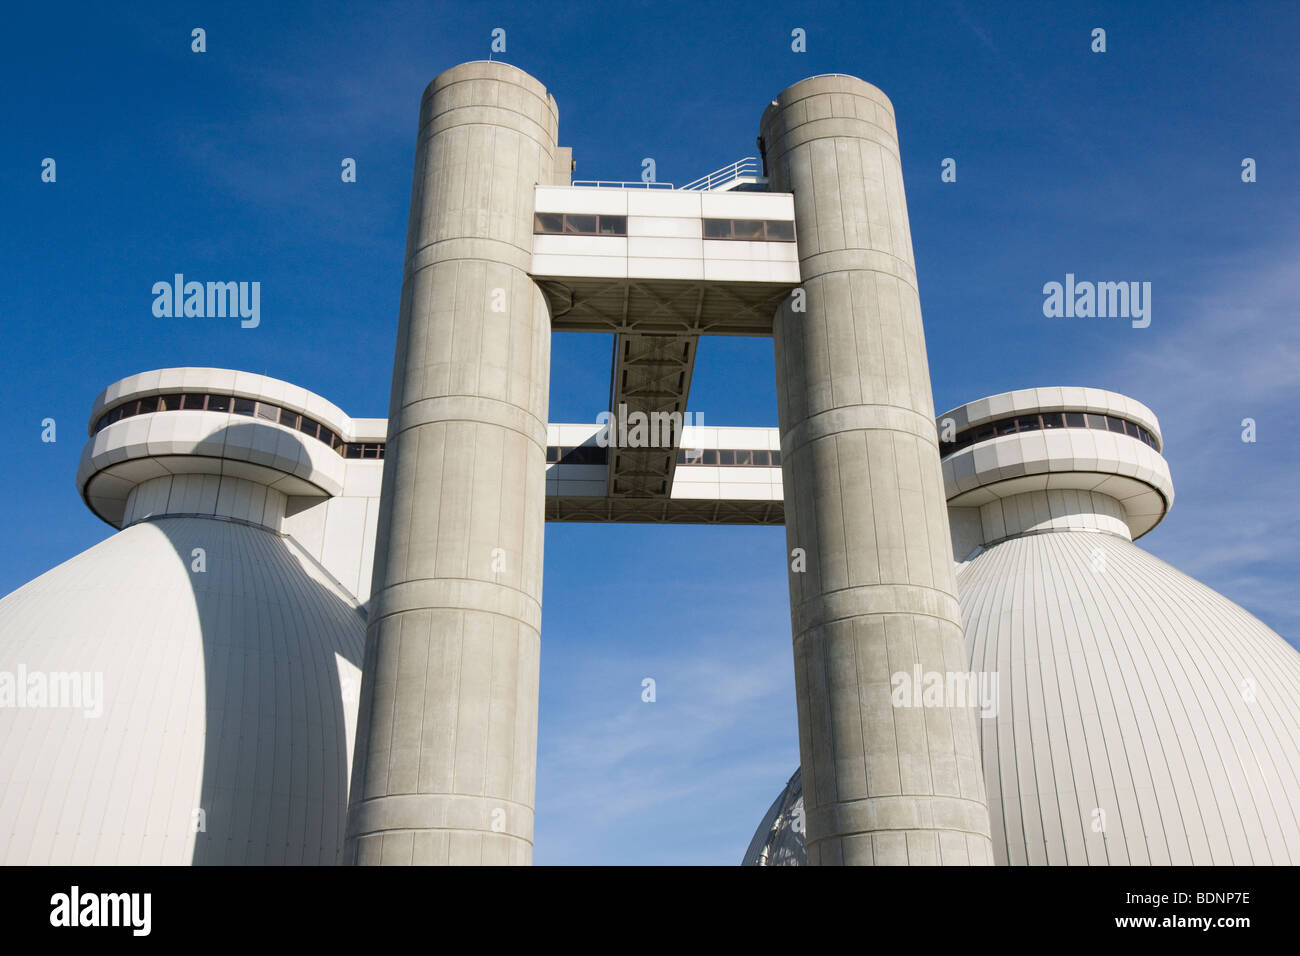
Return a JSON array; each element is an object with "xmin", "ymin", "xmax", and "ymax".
[
  {"xmin": 343, "ymin": 61, "xmax": 558, "ymax": 865},
  {"xmin": 761, "ymin": 74, "xmax": 994, "ymax": 864}
]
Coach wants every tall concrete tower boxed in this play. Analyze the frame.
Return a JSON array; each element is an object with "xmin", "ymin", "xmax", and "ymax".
[
  {"xmin": 345, "ymin": 62, "xmax": 991, "ymax": 865},
  {"xmin": 344, "ymin": 62, "xmax": 559, "ymax": 865},
  {"xmin": 760, "ymin": 76, "xmax": 994, "ymax": 864}
]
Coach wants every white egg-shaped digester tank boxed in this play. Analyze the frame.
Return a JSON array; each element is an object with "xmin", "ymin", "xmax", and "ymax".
[
  {"xmin": 747, "ymin": 387, "xmax": 1300, "ymax": 865},
  {"xmin": 0, "ymin": 368, "xmax": 386, "ymax": 864}
]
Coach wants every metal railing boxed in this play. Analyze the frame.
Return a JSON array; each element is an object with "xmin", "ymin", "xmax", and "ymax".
[
  {"xmin": 570, "ymin": 179, "xmax": 675, "ymax": 189},
  {"xmin": 679, "ymin": 157, "xmax": 763, "ymax": 191},
  {"xmin": 569, "ymin": 156, "xmax": 767, "ymax": 191}
]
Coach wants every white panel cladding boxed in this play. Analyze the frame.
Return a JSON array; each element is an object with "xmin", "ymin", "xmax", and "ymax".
[
  {"xmin": 531, "ymin": 253, "xmax": 628, "ymax": 279},
  {"xmin": 978, "ymin": 489, "xmax": 1130, "ymax": 544},
  {"xmin": 704, "ymin": 259, "xmax": 797, "ymax": 283},
  {"xmin": 628, "ymin": 236, "xmax": 706, "ymax": 259},
  {"xmin": 319, "ymin": 497, "xmax": 368, "ymax": 599},
  {"xmin": 699, "ymin": 191, "xmax": 796, "ymax": 219},
  {"xmin": 948, "ymin": 506, "xmax": 984, "ymax": 562},
  {"xmin": 747, "ymin": 530, "xmax": 1300, "ymax": 866},
  {"xmin": 281, "ymin": 459, "xmax": 384, "ymax": 603},
  {"xmin": 624, "ymin": 257, "xmax": 704, "ymax": 280},
  {"xmin": 626, "ymin": 191, "xmax": 702, "ymax": 217},
  {"xmin": 534, "ymin": 186, "xmax": 629, "ymax": 215},
  {"xmin": 532, "ymin": 235, "xmax": 627, "ymax": 257},
  {"xmin": 0, "ymin": 516, "xmax": 364, "ymax": 864},
  {"xmin": 679, "ymin": 424, "xmax": 779, "ymax": 450},
  {"xmin": 701, "ymin": 239, "xmax": 798, "ymax": 261},
  {"xmin": 671, "ymin": 467, "xmax": 782, "ymax": 501},
  {"xmin": 549, "ymin": 423, "xmax": 603, "ymax": 446},
  {"xmin": 122, "ymin": 474, "xmax": 287, "ymax": 531},
  {"xmin": 628, "ymin": 216, "xmax": 702, "ymax": 238},
  {"xmin": 530, "ymin": 185, "xmax": 799, "ymax": 283},
  {"xmin": 959, "ymin": 531, "xmax": 1300, "ymax": 866}
]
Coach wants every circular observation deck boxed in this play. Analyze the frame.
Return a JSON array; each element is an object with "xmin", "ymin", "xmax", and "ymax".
[
  {"xmin": 77, "ymin": 368, "xmax": 385, "ymax": 528},
  {"xmin": 935, "ymin": 386, "xmax": 1174, "ymax": 540}
]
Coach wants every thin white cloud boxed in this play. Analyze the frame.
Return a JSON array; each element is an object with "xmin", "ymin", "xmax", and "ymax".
[{"xmin": 1091, "ymin": 244, "xmax": 1300, "ymax": 640}]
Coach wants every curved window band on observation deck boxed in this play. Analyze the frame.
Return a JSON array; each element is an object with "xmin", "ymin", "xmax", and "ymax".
[
  {"xmin": 939, "ymin": 411, "xmax": 1160, "ymax": 458},
  {"xmin": 92, "ymin": 393, "xmax": 385, "ymax": 460},
  {"xmin": 91, "ymin": 399, "xmax": 788, "ymax": 471}
]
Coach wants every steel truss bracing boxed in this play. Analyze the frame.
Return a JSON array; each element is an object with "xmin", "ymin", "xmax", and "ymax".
[
  {"xmin": 537, "ymin": 277, "xmax": 792, "ymax": 336},
  {"xmin": 606, "ymin": 333, "xmax": 698, "ymax": 498}
]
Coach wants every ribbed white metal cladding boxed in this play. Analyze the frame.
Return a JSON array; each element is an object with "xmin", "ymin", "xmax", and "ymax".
[
  {"xmin": 959, "ymin": 530, "xmax": 1300, "ymax": 865},
  {"xmin": 0, "ymin": 516, "xmax": 364, "ymax": 865}
]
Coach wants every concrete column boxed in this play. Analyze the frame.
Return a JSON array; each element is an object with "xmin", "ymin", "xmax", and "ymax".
[
  {"xmin": 344, "ymin": 61, "xmax": 557, "ymax": 865},
  {"xmin": 761, "ymin": 75, "xmax": 993, "ymax": 865}
]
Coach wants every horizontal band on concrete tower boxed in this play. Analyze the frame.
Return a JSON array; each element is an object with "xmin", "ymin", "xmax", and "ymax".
[
  {"xmin": 791, "ymin": 583, "xmax": 965, "ymax": 635},
  {"xmin": 781, "ymin": 404, "xmax": 941, "ymax": 458},
  {"xmin": 369, "ymin": 578, "xmax": 543, "ymax": 632},
  {"xmin": 806, "ymin": 795, "xmax": 995, "ymax": 846},
  {"xmin": 405, "ymin": 239, "xmax": 537, "ymax": 277},
  {"xmin": 347, "ymin": 793, "xmax": 535, "ymax": 844},
  {"xmin": 391, "ymin": 395, "xmax": 549, "ymax": 450},
  {"xmin": 795, "ymin": 249, "xmax": 919, "ymax": 291}
]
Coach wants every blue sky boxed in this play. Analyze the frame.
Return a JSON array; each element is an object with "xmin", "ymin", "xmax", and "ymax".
[{"xmin": 2, "ymin": 0, "xmax": 1297, "ymax": 864}]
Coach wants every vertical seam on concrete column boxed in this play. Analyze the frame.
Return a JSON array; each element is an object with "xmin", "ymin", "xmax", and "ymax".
[
  {"xmin": 870, "ymin": 266, "xmax": 893, "ymax": 409},
  {"xmin": 483, "ymin": 614, "xmax": 498, "ymax": 815},
  {"xmin": 846, "ymin": 245, "xmax": 863, "ymax": 411},
  {"xmin": 910, "ymin": 615, "xmax": 936, "ymax": 799},
  {"xmin": 417, "ymin": 601, "xmax": 433, "ymax": 799},
  {"xmin": 862, "ymin": 430, "xmax": 882, "ymax": 584},
  {"xmin": 466, "ymin": 341, "xmax": 481, "ymax": 581},
  {"xmin": 474, "ymin": 256, "xmax": 487, "ymax": 402},
  {"xmin": 850, "ymin": 614, "xmax": 868, "ymax": 808},
  {"xmin": 828, "ymin": 143, "xmax": 844, "ymax": 410},
  {"xmin": 406, "ymin": 427, "xmax": 422, "ymax": 583},
  {"xmin": 833, "ymin": 433, "xmax": 849, "ymax": 594},
  {"xmin": 451, "ymin": 607, "xmax": 466, "ymax": 794},
  {"xmin": 857, "ymin": 138, "xmax": 874, "ymax": 251},
  {"xmin": 889, "ymin": 432, "xmax": 914, "ymax": 583},
  {"xmin": 883, "ymin": 606, "xmax": 903, "ymax": 809},
  {"xmin": 385, "ymin": 612, "xmax": 404, "ymax": 798},
  {"xmin": 819, "ymin": 626, "xmax": 837, "ymax": 827},
  {"xmin": 916, "ymin": 434, "xmax": 936, "ymax": 591},
  {"xmin": 892, "ymin": 274, "xmax": 917, "ymax": 418}
]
